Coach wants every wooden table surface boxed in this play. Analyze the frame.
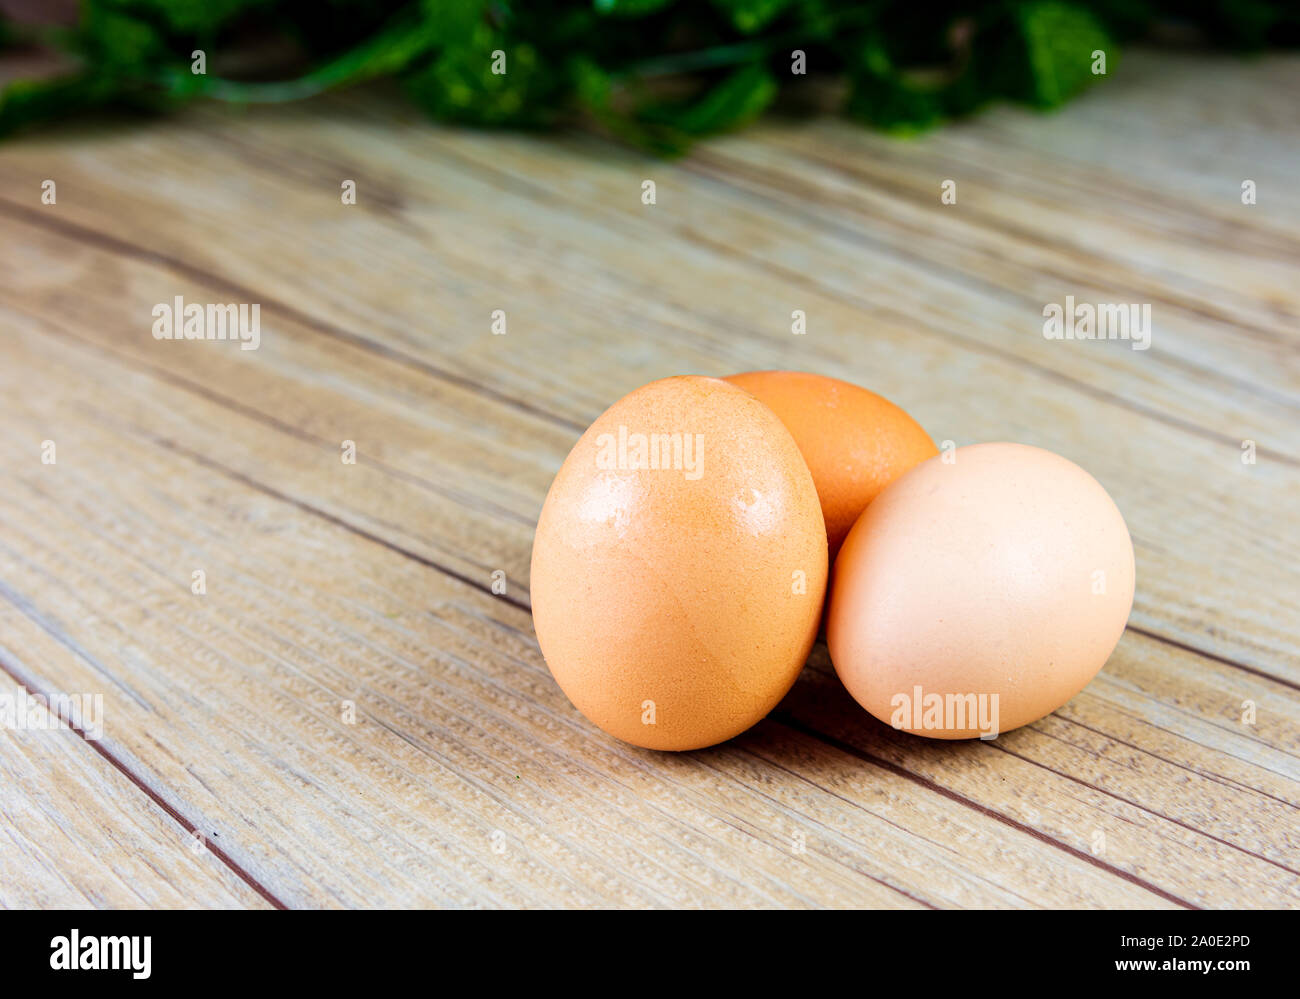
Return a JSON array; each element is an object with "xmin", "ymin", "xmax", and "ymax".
[{"xmin": 0, "ymin": 49, "xmax": 1297, "ymax": 909}]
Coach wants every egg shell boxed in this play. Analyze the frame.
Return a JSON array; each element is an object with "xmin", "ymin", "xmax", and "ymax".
[
  {"xmin": 827, "ymin": 442, "xmax": 1135, "ymax": 739},
  {"xmin": 531, "ymin": 376, "xmax": 828, "ymax": 751},
  {"xmin": 723, "ymin": 370, "xmax": 937, "ymax": 559}
]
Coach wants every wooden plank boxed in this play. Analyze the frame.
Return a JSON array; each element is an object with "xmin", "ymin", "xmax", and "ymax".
[
  {"xmin": 0, "ymin": 243, "xmax": 1294, "ymax": 905},
  {"xmin": 0, "ymin": 59, "xmax": 1294, "ymax": 679},
  {"xmin": 0, "ymin": 322, "xmax": 1183, "ymax": 907},
  {"xmin": 1, "ymin": 177, "xmax": 1296, "ymax": 682},
  {"xmin": 781, "ymin": 648, "xmax": 1300, "ymax": 908},
  {"xmin": 0, "ymin": 668, "xmax": 271, "ymax": 908}
]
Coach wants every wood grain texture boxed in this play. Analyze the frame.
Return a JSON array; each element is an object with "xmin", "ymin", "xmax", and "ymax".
[
  {"xmin": 0, "ymin": 671, "xmax": 270, "ymax": 909},
  {"xmin": 0, "ymin": 48, "xmax": 1296, "ymax": 908}
]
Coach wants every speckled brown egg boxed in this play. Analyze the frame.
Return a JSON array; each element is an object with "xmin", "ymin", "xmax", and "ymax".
[
  {"xmin": 827, "ymin": 442, "xmax": 1135, "ymax": 739},
  {"xmin": 530, "ymin": 376, "xmax": 828, "ymax": 751},
  {"xmin": 723, "ymin": 370, "xmax": 937, "ymax": 560}
]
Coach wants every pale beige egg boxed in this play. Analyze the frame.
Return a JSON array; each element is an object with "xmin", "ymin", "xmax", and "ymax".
[
  {"xmin": 531, "ymin": 376, "xmax": 828, "ymax": 751},
  {"xmin": 827, "ymin": 442, "xmax": 1134, "ymax": 738}
]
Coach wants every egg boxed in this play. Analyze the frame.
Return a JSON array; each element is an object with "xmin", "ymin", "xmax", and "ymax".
[
  {"xmin": 723, "ymin": 370, "xmax": 937, "ymax": 559},
  {"xmin": 827, "ymin": 442, "xmax": 1134, "ymax": 739},
  {"xmin": 531, "ymin": 376, "xmax": 828, "ymax": 751}
]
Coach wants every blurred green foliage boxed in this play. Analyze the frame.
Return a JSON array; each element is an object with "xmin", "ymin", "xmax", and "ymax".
[{"xmin": 1, "ymin": 0, "xmax": 1296, "ymax": 151}]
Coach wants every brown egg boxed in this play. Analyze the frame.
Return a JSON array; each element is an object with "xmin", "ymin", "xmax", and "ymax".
[
  {"xmin": 531, "ymin": 376, "xmax": 827, "ymax": 751},
  {"xmin": 723, "ymin": 370, "xmax": 937, "ymax": 559},
  {"xmin": 827, "ymin": 443, "xmax": 1135, "ymax": 739}
]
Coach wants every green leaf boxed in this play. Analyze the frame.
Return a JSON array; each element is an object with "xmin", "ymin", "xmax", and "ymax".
[
  {"xmin": 0, "ymin": 8, "xmax": 166, "ymax": 135},
  {"xmin": 420, "ymin": 0, "xmax": 488, "ymax": 42},
  {"xmin": 97, "ymin": 0, "xmax": 272, "ymax": 36},
  {"xmin": 792, "ymin": 0, "xmax": 843, "ymax": 41},
  {"xmin": 0, "ymin": 75, "xmax": 115, "ymax": 138},
  {"xmin": 79, "ymin": 8, "xmax": 166, "ymax": 72},
  {"xmin": 575, "ymin": 60, "xmax": 778, "ymax": 154},
  {"xmin": 571, "ymin": 57, "xmax": 690, "ymax": 154},
  {"xmin": 642, "ymin": 63, "xmax": 778, "ymax": 134},
  {"xmin": 711, "ymin": 0, "xmax": 793, "ymax": 34},
  {"xmin": 845, "ymin": 34, "xmax": 947, "ymax": 133},
  {"xmin": 0, "ymin": 0, "xmax": 1293, "ymax": 150},
  {"xmin": 404, "ymin": 23, "xmax": 560, "ymax": 127},
  {"xmin": 846, "ymin": 71, "xmax": 946, "ymax": 134},
  {"xmin": 592, "ymin": 0, "xmax": 676, "ymax": 16},
  {"xmin": 157, "ymin": 7, "xmax": 443, "ymax": 103},
  {"xmin": 1015, "ymin": 1, "xmax": 1112, "ymax": 107}
]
